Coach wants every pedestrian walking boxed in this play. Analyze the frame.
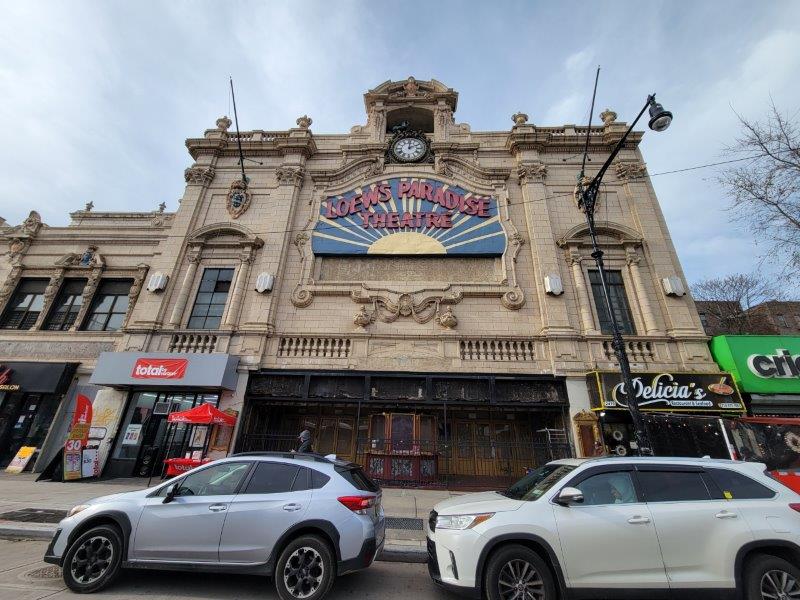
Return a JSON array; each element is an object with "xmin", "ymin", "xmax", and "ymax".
[{"xmin": 295, "ymin": 429, "xmax": 313, "ymax": 454}]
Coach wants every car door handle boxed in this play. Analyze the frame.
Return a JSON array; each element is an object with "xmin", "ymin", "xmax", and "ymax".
[
  {"xmin": 627, "ymin": 515, "xmax": 651, "ymax": 524},
  {"xmin": 283, "ymin": 503, "xmax": 302, "ymax": 512},
  {"xmin": 208, "ymin": 504, "xmax": 227, "ymax": 512},
  {"xmin": 715, "ymin": 510, "xmax": 738, "ymax": 519}
]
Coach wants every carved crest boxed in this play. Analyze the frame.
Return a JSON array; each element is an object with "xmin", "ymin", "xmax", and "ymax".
[{"xmin": 226, "ymin": 180, "xmax": 252, "ymax": 219}]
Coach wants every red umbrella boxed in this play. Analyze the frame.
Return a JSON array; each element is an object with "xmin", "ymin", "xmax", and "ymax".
[{"xmin": 167, "ymin": 403, "xmax": 236, "ymax": 426}]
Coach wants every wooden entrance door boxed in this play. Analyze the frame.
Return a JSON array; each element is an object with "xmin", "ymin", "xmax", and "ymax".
[{"xmin": 309, "ymin": 416, "xmax": 356, "ymax": 461}]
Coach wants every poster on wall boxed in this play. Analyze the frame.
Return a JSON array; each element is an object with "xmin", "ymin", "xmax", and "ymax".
[
  {"xmin": 5, "ymin": 446, "xmax": 36, "ymax": 474},
  {"xmin": 122, "ymin": 424, "xmax": 143, "ymax": 445},
  {"xmin": 63, "ymin": 394, "xmax": 93, "ymax": 481}
]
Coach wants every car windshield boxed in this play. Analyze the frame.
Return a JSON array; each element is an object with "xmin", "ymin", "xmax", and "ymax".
[{"xmin": 502, "ymin": 464, "xmax": 576, "ymax": 501}]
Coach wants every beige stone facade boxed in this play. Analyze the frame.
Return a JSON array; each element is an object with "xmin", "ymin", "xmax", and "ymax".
[{"xmin": 0, "ymin": 78, "xmax": 718, "ymax": 482}]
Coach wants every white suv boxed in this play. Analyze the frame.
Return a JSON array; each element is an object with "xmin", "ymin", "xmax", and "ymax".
[{"xmin": 427, "ymin": 457, "xmax": 800, "ymax": 600}]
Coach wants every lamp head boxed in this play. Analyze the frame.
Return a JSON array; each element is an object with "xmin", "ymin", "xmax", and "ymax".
[{"xmin": 648, "ymin": 97, "xmax": 673, "ymax": 132}]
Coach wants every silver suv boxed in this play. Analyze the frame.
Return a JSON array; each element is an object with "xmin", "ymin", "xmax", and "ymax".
[{"xmin": 44, "ymin": 453, "xmax": 385, "ymax": 600}]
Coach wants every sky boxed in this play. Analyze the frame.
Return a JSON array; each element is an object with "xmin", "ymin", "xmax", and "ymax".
[{"xmin": 1, "ymin": 0, "xmax": 798, "ymax": 289}]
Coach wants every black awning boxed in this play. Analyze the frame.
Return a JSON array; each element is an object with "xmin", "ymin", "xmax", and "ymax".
[{"xmin": 0, "ymin": 361, "xmax": 78, "ymax": 394}]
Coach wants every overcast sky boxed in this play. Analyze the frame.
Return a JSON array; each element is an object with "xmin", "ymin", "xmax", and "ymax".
[{"xmin": 1, "ymin": 0, "xmax": 798, "ymax": 289}]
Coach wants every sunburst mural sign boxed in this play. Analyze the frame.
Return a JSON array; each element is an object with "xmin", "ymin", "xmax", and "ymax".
[{"xmin": 312, "ymin": 178, "xmax": 506, "ymax": 256}]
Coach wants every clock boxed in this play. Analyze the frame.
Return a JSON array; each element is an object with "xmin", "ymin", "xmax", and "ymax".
[{"xmin": 391, "ymin": 137, "xmax": 427, "ymax": 162}]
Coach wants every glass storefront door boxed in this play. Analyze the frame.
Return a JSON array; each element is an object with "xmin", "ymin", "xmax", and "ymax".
[
  {"xmin": 0, "ymin": 392, "xmax": 59, "ymax": 467},
  {"xmin": 110, "ymin": 390, "xmax": 219, "ymax": 478}
]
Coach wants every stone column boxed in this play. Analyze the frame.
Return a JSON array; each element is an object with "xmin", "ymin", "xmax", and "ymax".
[
  {"xmin": 33, "ymin": 269, "xmax": 65, "ymax": 329},
  {"xmin": 122, "ymin": 264, "xmax": 149, "ymax": 329},
  {"xmin": 223, "ymin": 252, "xmax": 253, "ymax": 328},
  {"xmin": 626, "ymin": 247, "xmax": 661, "ymax": 334},
  {"xmin": 568, "ymin": 249, "xmax": 598, "ymax": 334},
  {"xmin": 0, "ymin": 266, "xmax": 23, "ymax": 314},
  {"xmin": 169, "ymin": 252, "xmax": 200, "ymax": 327},
  {"xmin": 518, "ymin": 162, "xmax": 574, "ymax": 335}
]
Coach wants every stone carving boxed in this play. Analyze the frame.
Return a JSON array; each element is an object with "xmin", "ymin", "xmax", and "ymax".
[
  {"xmin": 294, "ymin": 232, "xmax": 309, "ymax": 248},
  {"xmin": 436, "ymin": 307, "xmax": 458, "ymax": 329},
  {"xmin": 501, "ymin": 288, "xmax": 526, "ymax": 310},
  {"xmin": 123, "ymin": 264, "xmax": 149, "ymax": 327},
  {"xmin": 216, "ymin": 116, "xmax": 232, "ymax": 131},
  {"xmin": 55, "ymin": 246, "xmax": 104, "ymax": 268},
  {"xmin": 276, "ymin": 167, "xmax": 304, "ymax": 187},
  {"xmin": 368, "ymin": 156, "xmax": 385, "ymax": 176},
  {"xmin": 7, "ymin": 238, "xmax": 29, "ymax": 263},
  {"xmin": 517, "ymin": 162, "xmax": 548, "ymax": 184},
  {"xmin": 353, "ymin": 306, "xmax": 372, "ymax": 328},
  {"xmin": 614, "ymin": 161, "xmax": 647, "ymax": 181},
  {"xmin": 69, "ymin": 268, "xmax": 103, "ymax": 330},
  {"xmin": 290, "ymin": 285, "xmax": 314, "ymax": 308},
  {"xmin": 403, "ymin": 76, "xmax": 420, "ymax": 96},
  {"xmin": 158, "ymin": 202, "xmax": 166, "ymax": 213},
  {"xmin": 84, "ymin": 201, "xmax": 94, "ymax": 212},
  {"xmin": 512, "ymin": 112, "xmax": 529, "ymax": 126},
  {"xmin": 434, "ymin": 155, "xmax": 452, "ymax": 177},
  {"xmin": 351, "ymin": 287, "xmax": 463, "ymax": 324},
  {"xmin": 296, "ymin": 115, "xmax": 312, "ymax": 129},
  {"xmin": 20, "ymin": 211, "xmax": 42, "ymax": 236},
  {"xmin": 0, "ymin": 266, "xmax": 23, "ymax": 308},
  {"xmin": 226, "ymin": 179, "xmax": 252, "ymax": 219},
  {"xmin": 600, "ymin": 108, "xmax": 617, "ymax": 125},
  {"xmin": 43, "ymin": 272, "xmax": 64, "ymax": 303},
  {"xmin": 184, "ymin": 166, "xmax": 215, "ymax": 185}
]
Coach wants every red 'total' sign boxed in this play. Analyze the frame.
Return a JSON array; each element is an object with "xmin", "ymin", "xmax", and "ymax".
[{"xmin": 131, "ymin": 358, "xmax": 188, "ymax": 380}]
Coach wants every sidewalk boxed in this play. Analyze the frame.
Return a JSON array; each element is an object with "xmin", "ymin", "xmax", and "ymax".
[{"xmin": 0, "ymin": 473, "xmax": 466, "ymax": 561}]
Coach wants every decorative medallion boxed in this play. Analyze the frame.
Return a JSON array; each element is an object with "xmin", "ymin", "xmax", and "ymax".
[{"xmin": 226, "ymin": 180, "xmax": 251, "ymax": 219}]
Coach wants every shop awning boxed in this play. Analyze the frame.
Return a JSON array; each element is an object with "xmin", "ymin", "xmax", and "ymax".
[
  {"xmin": 167, "ymin": 403, "xmax": 236, "ymax": 426},
  {"xmin": 89, "ymin": 352, "xmax": 239, "ymax": 390}
]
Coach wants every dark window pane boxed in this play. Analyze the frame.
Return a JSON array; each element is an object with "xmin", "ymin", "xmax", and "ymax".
[
  {"xmin": 292, "ymin": 468, "xmax": 311, "ymax": 492},
  {"xmin": 93, "ymin": 295, "xmax": 114, "ymax": 312},
  {"xmin": 190, "ymin": 305, "xmax": 209, "ymax": 318},
  {"xmin": 576, "ymin": 471, "xmax": 638, "ymax": 505},
  {"xmin": 639, "ymin": 471, "xmax": 711, "ymax": 502},
  {"xmin": 244, "ymin": 462, "xmax": 300, "ymax": 494},
  {"xmin": 84, "ymin": 314, "xmax": 105, "ymax": 330},
  {"xmin": 706, "ymin": 468, "xmax": 776, "ymax": 500},
  {"xmin": 207, "ymin": 304, "xmax": 224, "ymax": 317},
  {"xmin": 335, "ymin": 466, "xmax": 379, "ymax": 492},
  {"xmin": 44, "ymin": 279, "xmax": 86, "ymax": 330},
  {"xmin": 211, "ymin": 292, "xmax": 228, "ymax": 304},
  {"xmin": 311, "ymin": 470, "xmax": 331, "ymax": 489},
  {"xmin": 589, "ymin": 270, "xmax": 636, "ymax": 335},
  {"xmin": 187, "ymin": 316, "xmax": 205, "ymax": 329},
  {"xmin": 188, "ymin": 269, "xmax": 233, "ymax": 330},
  {"xmin": 114, "ymin": 295, "xmax": 129, "ymax": 312},
  {"xmin": 1, "ymin": 280, "xmax": 49, "ymax": 329},
  {"xmin": 175, "ymin": 462, "xmax": 250, "ymax": 497},
  {"xmin": 204, "ymin": 316, "xmax": 221, "ymax": 329}
]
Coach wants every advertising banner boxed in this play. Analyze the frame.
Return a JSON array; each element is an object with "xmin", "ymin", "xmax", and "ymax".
[
  {"xmin": 312, "ymin": 178, "xmax": 506, "ymax": 256},
  {"xmin": 5, "ymin": 446, "xmax": 36, "ymax": 474},
  {"xmin": 710, "ymin": 336, "xmax": 800, "ymax": 395},
  {"xmin": 588, "ymin": 371, "xmax": 746, "ymax": 413},
  {"xmin": 63, "ymin": 393, "xmax": 93, "ymax": 481}
]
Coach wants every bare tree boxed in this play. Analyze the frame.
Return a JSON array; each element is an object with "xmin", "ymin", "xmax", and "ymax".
[
  {"xmin": 692, "ymin": 272, "xmax": 785, "ymax": 335},
  {"xmin": 719, "ymin": 103, "xmax": 800, "ymax": 280}
]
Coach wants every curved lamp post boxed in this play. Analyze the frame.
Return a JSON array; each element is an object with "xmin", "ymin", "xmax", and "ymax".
[{"xmin": 576, "ymin": 95, "xmax": 673, "ymax": 456}]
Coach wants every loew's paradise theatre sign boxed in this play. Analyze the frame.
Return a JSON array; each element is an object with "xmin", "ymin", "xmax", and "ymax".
[
  {"xmin": 588, "ymin": 371, "xmax": 746, "ymax": 414},
  {"xmin": 312, "ymin": 178, "xmax": 506, "ymax": 256}
]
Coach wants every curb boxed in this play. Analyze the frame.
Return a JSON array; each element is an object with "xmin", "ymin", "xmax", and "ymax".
[{"xmin": 0, "ymin": 526, "xmax": 55, "ymax": 541}]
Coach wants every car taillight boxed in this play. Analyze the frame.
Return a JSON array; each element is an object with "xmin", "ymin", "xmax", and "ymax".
[
  {"xmin": 789, "ymin": 503, "xmax": 800, "ymax": 513},
  {"xmin": 338, "ymin": 495, "xmax": 375, "ymax": 515}
]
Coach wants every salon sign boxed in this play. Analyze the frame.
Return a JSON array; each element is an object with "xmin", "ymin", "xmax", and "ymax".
[{"xmin": 312, "ymin": 177, "xmax": 506, "ymax": 256}]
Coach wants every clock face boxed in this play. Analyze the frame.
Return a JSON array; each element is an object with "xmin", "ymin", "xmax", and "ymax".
[{"xmin": 392, "ymin": 137, "xmax": 426, "ymax": 162}]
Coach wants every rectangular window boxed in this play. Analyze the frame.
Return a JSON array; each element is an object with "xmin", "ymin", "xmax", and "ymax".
[
  {"xmin": 705, "ymin": 468, "xmax": 776, "ymax": 500},
  {"xmin": 638, "ymin": 470, "xmax": 711, "ymax": 502},
  {"xmin": 44, "ymin": 279, "xmax": 86, "ymax": 331},
  {"xmin": 243, "ymin": 462, "xmax": 300, "ymax": 494},
  {"xmin": 187, "ymin": 268, "xmax": 234, "ymax": 330},
  {"xmin": 0, "ymin": 279, "xmax": 48, "ymax": 329},
  {"xmin": 83, "ymin": 279, "xmax": 133, "ymax": 331},
  {"xmin": 699, "ymin": 312, "xmax": 708, "ymax": 329},
  {"xmin": 588, "ymin": 270, "xmax": 636, "ymax": 335}
]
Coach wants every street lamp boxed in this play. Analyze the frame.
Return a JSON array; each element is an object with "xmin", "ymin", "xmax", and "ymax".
[{"xmin": 576, "ymin": 94, "xmax": 673, "ymax": 457}]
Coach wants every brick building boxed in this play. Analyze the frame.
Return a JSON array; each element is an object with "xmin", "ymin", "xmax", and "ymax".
[{"xmin": 0, "ymin": 78, "xmax": 719, "ymax": 486}]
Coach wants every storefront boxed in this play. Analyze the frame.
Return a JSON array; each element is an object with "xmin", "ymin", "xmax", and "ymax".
[
  {"xmin": 587, "ymin": 370, "xmax": 746, "ymax": 457},
  {"xmin": 90, "ymin": 352, "xmax": 239, "ymax": 478},
  {"xmin": 0, "ymin": 361, "xmax": 78, "ymax": 468},
  {"xmin": 710, "ymin": 335, "xmax": 800, "ymax": 416},
  {"xmin": 236, "ymin": 370, "xmax": 572, "ymax": 489}
]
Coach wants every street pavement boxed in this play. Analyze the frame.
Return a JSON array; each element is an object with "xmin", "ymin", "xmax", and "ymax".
[{"xmin": 0, "ymin": 538, "xmax": 449, "ymax": 600}]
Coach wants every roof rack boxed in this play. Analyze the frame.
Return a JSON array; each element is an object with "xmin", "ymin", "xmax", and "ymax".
[{"xmin": 232, "ymin": 451, "xmax": 333, "ymax": 464}]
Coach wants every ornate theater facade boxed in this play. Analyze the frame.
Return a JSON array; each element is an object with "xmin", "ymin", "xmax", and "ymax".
[{"xmin": 0, "ymin": 78, "xmax": 718, "ymax": 486}]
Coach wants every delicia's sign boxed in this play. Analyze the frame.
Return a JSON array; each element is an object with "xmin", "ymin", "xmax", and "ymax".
[
  {"xmin": 588, "ymin": 371, "xmax": 746, "ymax": 413},
  {"xmin": 312, "ymin": 177, "xmax": 506, "ymax": 256}
]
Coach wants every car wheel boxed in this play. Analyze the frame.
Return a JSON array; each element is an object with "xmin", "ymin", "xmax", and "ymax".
[
  {"xmin": 745, "ymin": 553, "xmax": 800, "ymax": 600},
  {"xmin": 275, "ymin": 535, "xmax": 335, "ymax": 600},
  {"xmin": 485, "ymin": 544, "xmax": 556, "ymax": 600},
  {"xmin": 62, "ymin": 524, "xmax": 123, "ymax": 593}
]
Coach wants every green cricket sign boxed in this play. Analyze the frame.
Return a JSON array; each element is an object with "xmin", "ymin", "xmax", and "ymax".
[{"xmin": 710, "ymin": 336, "xmax": 800, "ymax": 394}]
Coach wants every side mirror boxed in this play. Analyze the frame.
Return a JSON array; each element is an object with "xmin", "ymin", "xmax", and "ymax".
[
  {"xmin": 162, "ymin": 483, "xmax": 177, "ymax": 504},
  {"xmin": 555, "ymin": 487, "xmax": 584, "ymax": 506}
]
